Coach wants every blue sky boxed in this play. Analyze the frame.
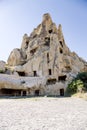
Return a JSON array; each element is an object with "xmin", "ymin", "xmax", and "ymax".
[{"xmin": 0, "ymin": 0, "xmax": 87, "ymax": 62}]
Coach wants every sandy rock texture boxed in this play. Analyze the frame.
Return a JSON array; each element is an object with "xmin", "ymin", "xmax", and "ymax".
[
  {"xmin": 7, "ymin": 13, "xmax": 87, "ymax": 78},
  {"xmin": 0, "ymin": 97, "xmax": 87, "ymax": 130},
  {"xmin": 0, "ymin": 61, "xmax": 6, "ymax": 72},
  {"xmin": 1, "ymin": 13, "xmax": 87, "ymax": 96}
]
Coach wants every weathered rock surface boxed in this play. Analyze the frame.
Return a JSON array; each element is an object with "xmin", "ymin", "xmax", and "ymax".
[
  {"xmin": 0, "ymin": 13, "xmax": 87, "ymax": 96},
  {"xmin": 0, "ymin": 60, "xmax": 6, "ymax": 72},
  {"xmin": 0, "ymin": 74, "xmax": 46, "ymax": 96}
]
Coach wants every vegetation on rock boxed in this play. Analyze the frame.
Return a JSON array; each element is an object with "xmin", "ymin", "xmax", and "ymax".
[{"xmin": 66, "ymin": 72, "xmax": 87, "ymax": 95}]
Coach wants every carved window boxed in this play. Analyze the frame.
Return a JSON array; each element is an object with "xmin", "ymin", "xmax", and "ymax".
[
  {"xmin": 23, "ymin": 91, "xmax": 26, "ymax": 96},
  {"xmin": 25, "ymin": 41, "xmax": 29, "ymax": 49},
  {"xmin": 60, "ymin": 48, "xmax": 63, "ymax": 54},
  {"xmin": 1, "ymin": 88, "xmax": 21, "ymax": 96},
  {"xmin": 46, "ymin": 78, "xmax": 56, "ymax": 85},
  {"xmin": 35, "ymin": 90, "xmax": 39, "ymax": 96},
  {"xmin": 60, "ymin": 89, "xmax": 64, "ymax": 96},
  {"xmin": 47, "ymin": 53, "xmax": 50, "ymax": 63},
  {"xmin": 65, "ymin": 66, "xmax": 72, "ymax": 72},
  {"xmin": 58, "ymin": 75, "xmax": 66, "ymax": 81},
  {"xmin": 59, "ymin": 41, "xmax": 63, "ymax": 47},
  {"xmin": 33, "ymin": 71, "xmax": 37, "ymax": 76},
  {"xmin": 44, "ymin": 37, "xmax": 50, "ymax": 46},
  {"xmin": 49, "ymin": 29, "xmax": 53, "ymax": 34},
  {"xmin": 48, "ymin": 69, "xmax": 52, "ymax": 75},
  {"xmin": 30, "ymin": 48, "xmax": 37, "ymax": 56},
  {"xmin": 17, "ymin": 71, "xmax": 26, "ymax": 76}
]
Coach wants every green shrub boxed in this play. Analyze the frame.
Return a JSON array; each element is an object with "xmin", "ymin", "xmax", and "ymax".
[
  {"xmin": 77, "ymin": 72, "xmax": 87, "ymax": 82},
  {"xmin": 66, "ymin": 72, "xmax": 87, "ymax": 95}
]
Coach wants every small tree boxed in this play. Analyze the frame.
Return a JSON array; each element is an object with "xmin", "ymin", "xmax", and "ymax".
[{"xmin": 66, "ymin": 72, "xmax": 87, "ymax": 95}]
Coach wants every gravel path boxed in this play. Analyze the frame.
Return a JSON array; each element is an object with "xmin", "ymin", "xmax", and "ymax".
[{"xmin": 0, "ymin": 97, "xmax": 87, "ymax": 130}]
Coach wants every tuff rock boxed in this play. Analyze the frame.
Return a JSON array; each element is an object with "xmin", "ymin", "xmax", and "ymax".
[{"xmin": 0, "ymin": 13, "xmax": 87, "ymax": 96}]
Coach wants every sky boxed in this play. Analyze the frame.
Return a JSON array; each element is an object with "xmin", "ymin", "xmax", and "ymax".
[{"xmin": 0, "ymin": 0, "xmax": 87, "ymax": 62}]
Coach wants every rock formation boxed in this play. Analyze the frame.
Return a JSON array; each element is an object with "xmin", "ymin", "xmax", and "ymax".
[
  {"xmin": 0, "ymin": 13, "xmax": 87, "ymax": 96},
  {"xmin": 0, "ymin": 61, "xmax": 6, "ymax": 72}
]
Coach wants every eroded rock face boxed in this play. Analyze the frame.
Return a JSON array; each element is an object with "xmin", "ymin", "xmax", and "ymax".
[
  {"xmin": 7, "ymin": 48, "xmax": 26, "ymax": 66},
  {"xmin": 0, "ymin": 74, "xmax": 46, "ymax": 96},
  {"xmin": 0, "ymin": 61, "xmax": 6, "ymax": 72},
  {"xmin": 1, "ymin": 13, "xmax": 87, "ymax": 96}
]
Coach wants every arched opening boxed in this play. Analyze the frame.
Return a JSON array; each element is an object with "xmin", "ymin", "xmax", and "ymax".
[{"xmin": 33, "ymin": 71, "xmax": 37, "ymax": 76}]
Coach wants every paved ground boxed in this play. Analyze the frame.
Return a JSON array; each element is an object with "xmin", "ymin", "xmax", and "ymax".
[{"xmin": 0, "ymin": 97, "xmax": 87, "ymax": 130}]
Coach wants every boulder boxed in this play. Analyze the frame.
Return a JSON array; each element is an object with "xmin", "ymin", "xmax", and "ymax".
[
  {"xmin": 0, "ymin": 61, "xmax": 6, "ymax": 73},
  {"xmin": 7, "ymin": 48, "xmax": 26, "ymax": 66}
]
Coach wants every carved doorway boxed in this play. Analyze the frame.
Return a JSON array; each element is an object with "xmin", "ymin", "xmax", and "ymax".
[{"xmin": 60, "ymin": 89, "xmax": 64, "ymax": 96}]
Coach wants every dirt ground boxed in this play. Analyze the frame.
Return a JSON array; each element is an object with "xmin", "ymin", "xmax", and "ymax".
[{"xmin": 0, "ymin": 97, "xmax": 87, "ymax": 130}]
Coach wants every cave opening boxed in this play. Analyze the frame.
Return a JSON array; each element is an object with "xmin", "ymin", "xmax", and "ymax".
[
  {"xmin": 60, "ymin": 88, "xmax": 64, "ymax": 96},
  {"xmin": 47, "ymin": 53, "xmax": 50, "ymax": 63},
  {"xmin": 49, "ymin": 29, "xmax": 53, "ymax": 34},
  {"xmin": 0, "ymin": 88, "xmax": 21, "ymax": 96},
  {"xmin": 48, "ymin": 69, "xmax": 52, "ymax": 75},
  {"xmin": 60, "ymin": 48, "xmax": 63, "ymax": 54},
  {"xmin": 58, "ymin": 75, "xmax": 67, "ymax": 81},
  {"xmin": 17, "ymin": 72, "xmax": 26, "ymax": 76},
  {"xmin": 46, "ymin": 78, "xmax": 57, "ymax": 85},
  {"xmin": 30, "ymin": 48, "xmax": 37, "ymax": 56},
  {"xmin": 44, "ymin": 37, "xmax": 50, "ymax": 46},
  {"xmin": 59, "ymin": 41, "xmax": 63, "ymax": 47},
  {"xmin": 35, "ymin": 90, "xmax": 40, "ymax": 96},
  {"xmin": 33, "ymin": 71, "xmax": 37, "ymax": 76}
]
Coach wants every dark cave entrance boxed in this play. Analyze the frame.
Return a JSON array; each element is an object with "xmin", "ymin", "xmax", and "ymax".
[
  {"xmin": 0, "ymin": 88, "xmax": 21, "ymax": 96},
  {"xmin": 48, "ymin": 69, "xmax": 52, "ymax": 75},
  {"xmin": 60, "ymin": 89, "xmax": 64, "ymax": 96},
  {"xmin": 23, "ymin": 91, "xmax": 26, "ymax": 96},
  {"xmin": 17, "ymin": 72, "xmax": 26, "ymax": 76},
  {"xmin": 58, "ymin": 75, "xmax": 67, "ymax": 82},
  {"xmin": 33, "ymin": 71, "xmax": 37, "ymax": 77},
  {"xmin": 46, "ymin": 78, "xmax": 57, "ymax": 85},
  {"xmin": 35, "ymin": 90, "xmax": 40, "ymax": 96}
]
